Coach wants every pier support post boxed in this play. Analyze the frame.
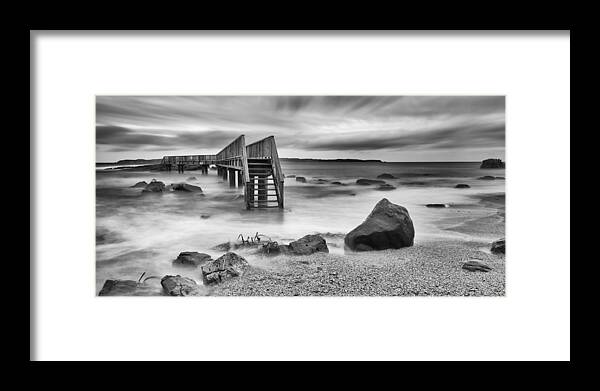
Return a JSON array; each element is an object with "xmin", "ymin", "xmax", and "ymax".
[
  {"xmin": 228, "ymin": 168, "xmax": 236, "ymax": 187},
  {"xmin": 222, "ymin": 167, "xmax": 228, "ymax": 181},
  {"xmin": 237, "ymin": 171, "xmax": 243, "ymax": 187}
]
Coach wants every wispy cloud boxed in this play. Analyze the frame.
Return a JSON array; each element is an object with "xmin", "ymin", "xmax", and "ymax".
[{"xmin": 96, "ymin": 96, "xmax": 505, "ymax": 161}]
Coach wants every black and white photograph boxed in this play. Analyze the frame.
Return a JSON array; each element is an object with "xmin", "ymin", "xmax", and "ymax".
[
  {"xmin": 96, "ymin": 96, "xmax": 506, "ymax": 297},
  {"xmin": 32, "ymin": 31, "xmax": 569, "ymax": 362}
]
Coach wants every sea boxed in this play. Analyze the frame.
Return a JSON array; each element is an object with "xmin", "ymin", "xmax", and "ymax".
[{"xmin": 96, "ymin": 160, "xmax": 505, "ymax": 291}]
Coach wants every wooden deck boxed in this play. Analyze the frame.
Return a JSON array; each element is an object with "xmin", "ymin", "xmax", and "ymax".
[{"xmin": 160, "ymin": 135, "xmax": 284, "ymax": 209}]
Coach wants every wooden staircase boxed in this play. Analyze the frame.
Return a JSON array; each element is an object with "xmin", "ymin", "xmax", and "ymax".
[{"xmin": 246, "ymin": 158, "xmax": 282, "ymax": 209}]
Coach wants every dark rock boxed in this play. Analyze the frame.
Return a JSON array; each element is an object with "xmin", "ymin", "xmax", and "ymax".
[
  {"xmin": 377, "ymin": 173, "xmax": 396, "ymax": 179},
  {"xmin": 201, "ymin": 252, "xmax": 249, "ymax": 285},
  {"xmin": 455, "ymin": 184, "xmax": 470, "ymax": 188},
  {"xmin": 496, "ymin": 176, "xmax": 505, "ymax": 180},
  {"xmin": 331, "ymin": 181, "xmax": 344, "ymax": 185},
  {"xmin": 376, "ymin": 183, "xmax": 396, "ymax": 191},
  {"xmin": 96, "ymin": 227, "xmax": 123, "ymax": 244},
  {"xmin": 212, "ymin": 242, "xmax": 232, "ymax": 251},
  {"xmin": 161, "ymin": 275, "xmax": 204, "ymax": 296},
  {"xmin": 130, "ymin": 181, "xmax": 148, "ymax": 188},
  {"xmin": 356, "ymin": 178, "xmax": 386, "ymax": 186},
  {"xmin": 354, "ymin": 243, "xmax": 374, "ymax": 251},
  {"xmin": 491, "ymin": 238, "xmax": 505, "ymax": 254},
  {"xmin": 98, "ymin": 279, "xmax": 161, "ymax": 296},
  {"xmin": 186, "ymin": 176, "xmax": 197, "ymax": 181},
  {"xmin": 201, "ymin": 215, "xmax": 210, "ymax": 219},
  {"xmin": 261, "ymin": 241, "xmax": 282, "ymax": 255},
  {"xmin": 312, "ymin": 178, "xmax": 328, "ymax": 184},
  {"xmin": 344, "ymin": 198, "xmax": 415, "ymax": 251},
  {"xmin": 462, "ymin": 260, "xmax": 493, "ymax": 272},
  {"xmin": 480, "ymin": 158, "xmax": 505, "ymax": 169},
  {"xmin": 296, "ymin": 176, "xmax": 307, "ymax": 183},
  {"xmin": 426, "ymin": 203, "xmax": 447, "ymax": 208},
  {"xmin": 477, "ymin": 176, "xmax": 497, "ymax": 180},
  {"xmin": 286, "ymin": 174, "xmax": 296, "ymax": 178},
  {"xmin": 142, "ymin": 180, "xmax": 166, "ymax": 193},
  {"xmin": 172, "ymin": 251, "xmax": 212, "ymax": 268},
  {"xmin": 171, "ymin": 183, "xmax": 203, "ymax": 192},
  {"xmin": 288, "ymin": 234, "xmax": 329, "ymax": 255}
]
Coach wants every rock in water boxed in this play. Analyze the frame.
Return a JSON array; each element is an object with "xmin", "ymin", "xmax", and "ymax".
[
  {"xmin": 261, "ymin": 241, "xmax": 282, "ymax": 255},
  {"xmin": 130, "ymin": 181, "xmax": 148, "ymax": 188},
  {"xmin": 462, "ymin": 260, "xmax": 493, "ymax": 272},
  {"xmin": 426, "ymin": 203, "xmax": 447, "ymax": 208},
  {"xmin": 480, "ymin": 158, "xmax": 505, "ymax": 169},
  {"xmin": 98, "ymin": 279, "xmax": 161, "ymax": 296},
  {"xmin": 201, "ymin": 252, "xmax": 249, "ymax": 285},
  {"xmin": 455, "ymin": 184, "xmax": 470, "ymax": 188},
  {"xmin": 296, "ymin": 176, "xmax": 307, "ymax": 183},
  {"xmin": 356, "ymin": 178, "xmax": 386, "ymax": 185},
  {"xmin": 288, "ymin": 235, "xmax": 329, "ymax": 255},
  {"xmin": 491, "ymin": 238, "xmax": 505, "ymax": 254},
  {"xmin": 377, "ymin": 173, "xmax": 396, "ymax": 179},
  {"xmin": 172, "ymin": 251, "xmax": 212, "ymax": 268},
  {"xmin": 160, "ymin": 275, "xmax": 203, "ymax": 296},
  {"xmin": 344, "ymin": 198, "xmax": 415, "ymax": 251},
  {"xmin": 142, "ymin": 180, "xmax": 166, "ymax": 193},
  {"xmin": 477, "ymin": 176, "xmax": 497, "ymax": 180},
  {"xmin": 171, "ymin": 183, "xmax": 203, "ymax": 192},
  {"xmin": 212, "ymin": 242, "xmax": 232, "ymax": 251},
  {"xmin": 376, "ymin": 183, "xmax": 396, "ymax": 191}
]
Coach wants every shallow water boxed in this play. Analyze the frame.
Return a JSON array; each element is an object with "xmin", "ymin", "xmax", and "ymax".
[{"xmin": 96, "ymin": 161, "xmax": 505, "ymax": 291}]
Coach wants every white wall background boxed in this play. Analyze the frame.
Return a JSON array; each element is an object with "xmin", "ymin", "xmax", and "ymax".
[{"xmin": 32, "ymin": 31, "xmax": 570, "ymax": 361}]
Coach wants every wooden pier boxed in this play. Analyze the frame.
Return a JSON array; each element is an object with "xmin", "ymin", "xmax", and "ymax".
[{"xmin": 160, "ymin": 135, "xmax": 284, "ymax": 209}]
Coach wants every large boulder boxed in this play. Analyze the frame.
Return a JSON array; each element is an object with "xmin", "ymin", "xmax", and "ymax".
[
  {"xmin": 171, "ymin": 183, "xmax": 203, "ymax": 192},
  {"xmin": 344, "ymin": 198, "xmax": 415, "ymax": 251},
  {"xmin": 480, "ymin": 158, "xmax": 505, "ymax": 169},
  {"xmin": 477, "ymin": 176, "xmax": 497, "ymax": 180},
  {"xmin": 288, "ymin": 234, "xmax": 329, "ymax": 255},
  {"xmin": 130, "ymin": 181, "xmax": 148, "ymax": 188},
  {"xmin": 201, "ymin": 252, "xmax": 249, "ymax": 285},
  {"xmin": 296, "ymin": 176, "xmax": 307, "ymax": 183},
  {"xmin": 491, "ymin": 238, "xmax": 505, "ymax": 254},
  {"xmin": 377, "ymin": 173, "xmax": 396, "ymax": 179},
  {"xmin": 356, "ymin": 179, "xmax": 386, "ymax": 186},
  {"xmin": 142, "ymin": 180, "xmax": 166, "ymax": 193},
  {"xmin": 160, "ymin": 275, "xmax": 204, "ymax": 296},
  {"xmin": 98, "ymin": 279, "xmax": 161, "ymax": 296},
  {"xmin": 172, "ymin": 251, "xmax": 212, "ymax": 268},
  {"xmin": 455, "ymin": 184, "xmax": 470, "ymax": 189},
  {"xmin": 426, "ymin": 203, "xmax": 447, "ymax": 208}
]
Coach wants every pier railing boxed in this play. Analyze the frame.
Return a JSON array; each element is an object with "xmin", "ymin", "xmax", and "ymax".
[
  {"xmin": 246, "ymin": 135, "xmax": 285, "ymax": 207},
  {"xmin": 216, "ymin": 135, "xmax": 250, "ymax": 182},
  {"xmin": 161, "ymin": 154, "xmax": 217, "ymax": 165}
]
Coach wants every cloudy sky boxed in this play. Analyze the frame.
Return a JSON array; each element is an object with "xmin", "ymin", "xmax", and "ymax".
[{"xmin": 96, "ymin": 96, "xmax": 505, "ymax": 162}]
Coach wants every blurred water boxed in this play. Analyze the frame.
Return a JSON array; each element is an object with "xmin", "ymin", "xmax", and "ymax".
[{"xmin": 96, "ymin": 161, "xmax": 505, "ymax": 290}]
